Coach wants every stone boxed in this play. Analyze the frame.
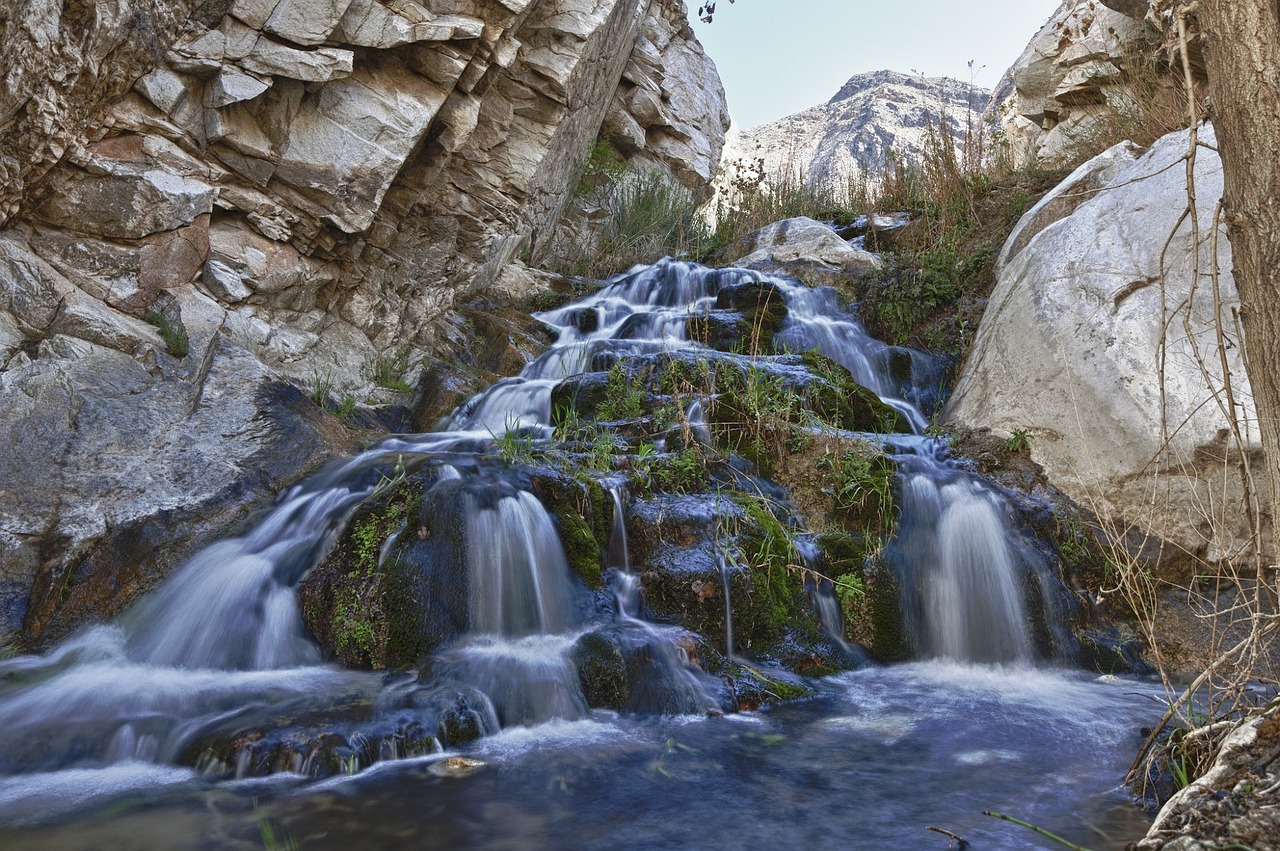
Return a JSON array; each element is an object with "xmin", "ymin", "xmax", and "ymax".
[
  {"xmin": 989, "ymin": 0, "xmax": 1155, "ymax": 168},
  {"xmin": 238, "ymin": 37, "xmax": 354, "ymax": 82},
  {"xmin": 274, "ymin": 60, "xmax": 448, "ymax": 232},
  {"xmin": 262, "ymin": 0, "xmax": 354, "ymax": 46},
  {"xmin": 205, "ymin": 66, "xmax": 272, "ymax": 108},
  {"xmin": 947, "ymin": 125, "xmax": 1259, "ymax": 563},
  {"xmin": 33, "ymin": 157, "xmax": 217, "ymax": 241},
  {"xmin": 335, "ymin": 1, "xmax": 485, "ymax": 49},
  {"xmin": 722, "ymin": 217, "xmax": 883, "ymax": 275}
]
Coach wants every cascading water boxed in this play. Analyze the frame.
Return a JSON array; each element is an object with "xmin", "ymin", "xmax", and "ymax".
[{"xmin": 0, "ymin": 255, "xmax": 1154, "ymax": 848}]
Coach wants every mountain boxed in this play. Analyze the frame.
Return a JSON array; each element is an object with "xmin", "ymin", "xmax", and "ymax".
[{"xmin": 721, "ymin": 69, "xmax": 991, "ymax": 190}]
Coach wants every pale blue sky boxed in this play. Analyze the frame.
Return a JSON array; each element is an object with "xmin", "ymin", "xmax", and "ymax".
[{"xmin": 688, "ymin": 0, "xmax": 1062, "ymax": 129}]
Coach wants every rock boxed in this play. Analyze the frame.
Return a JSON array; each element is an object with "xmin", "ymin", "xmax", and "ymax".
[
  {"xmin": 989, "ymin": 0, "xmax": 1159, "ymax": 168},
  {"xmin": 947, "ymin": 125, "xmax": 1259, "ymax": 564},
  {"xmin": 1136, "ymin": 711, "xmax": 1280, "ymax": 850},
  {"xmin": 335, "ymin": 1, "xmax": 485, "ymax": 49},
  {"xmin": 0, "ymin": 238, "xmax": 351, "ymax": 646},
  {"xmin": 0, "ymin": 0, "xmax": 727, "ymax": 647},
  {"xmin": 719, "ymin": 217, "xmax": 882, "ymax": 277},
  {"xmin": 33, "ymin": 157, "xmax": 217, "ymax": 240}
]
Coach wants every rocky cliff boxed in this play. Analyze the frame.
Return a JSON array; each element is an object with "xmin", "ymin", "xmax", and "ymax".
[
  {"xmin": 719, "ymin": 70, "xmax": 988, "ymax": 192},
  {"xmin": 0, "ymin": 0, "xmax": 728, "ymax": 648},
  {"xmin": 989, "ymin": 0, "xmax": 1187, "ymax": 168}
]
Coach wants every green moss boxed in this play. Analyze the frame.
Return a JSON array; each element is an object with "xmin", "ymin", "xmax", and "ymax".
[
  {"xmin": 558, "ymin": 508, "xmax": 604, "ymax": 588},
  {"xmin": 732, "ymin": 496, "xmax": 806, "ymax": 646},
  {"xmin": 571, "ymin": 632, "xmax": 628, "ymax": 710},
  {"xmin": 316, "ymin": 473, "xmax": 425, "ymax": 669},
  {"xmin": 800, "ymin": 350, "xmax": 908, "ymax": 434},
  {"xmin": 596, "ymin": 363, "xmax": 646, "ymax": 422},
  {"xmin": 816, "ymin": 534, "xmax": 907, "ymax": 661}
]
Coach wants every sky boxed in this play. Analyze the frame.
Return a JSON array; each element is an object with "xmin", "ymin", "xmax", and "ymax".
[{"xmin": 687, "ymin": 0, "xmax": 1063, "ymax": 129}]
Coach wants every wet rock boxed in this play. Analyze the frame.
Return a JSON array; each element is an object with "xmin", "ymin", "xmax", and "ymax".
[
  {"xmin": 299, "ymin": 468, "xmax": 468, "ymax": 669},
  {"xmin": 818, "ymin": 534, "xmax": 910, "ymax": 663},
  {"xmin": 570, "ymin": 630, "xmax": 629, "ymax": 710}
]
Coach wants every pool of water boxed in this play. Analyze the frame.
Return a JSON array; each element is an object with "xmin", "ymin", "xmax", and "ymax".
[{"xmin": 2, "ymin": 661, "xmax": 1159, "ymax": 850}]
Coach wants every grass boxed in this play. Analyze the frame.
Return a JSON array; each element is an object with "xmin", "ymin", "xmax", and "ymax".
[
  {"xmin": 559, "ymin": 169, "xmax": 713, "ymax": 279},
  {"xmin": 144, "ymin": 309, "xmax": 189, "ymax": 357},
  {"xmin": 375, "ymin": 349, "xmax": 412, "ymax": 393},
  {"xmin": 818, "ymin": 449, "xmax": 895, "ymax": 523}
]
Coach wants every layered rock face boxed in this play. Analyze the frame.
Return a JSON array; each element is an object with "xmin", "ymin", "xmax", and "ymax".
[
  {"xmin": 947, "ymin": 124, "xmax": 1264, "ymax": 565},
  {"xmin": 720, "ymin": 70, "xmax": 989, "ymax": 191},
  {"xmin": 0, "ymin": 0, "xmax": 727, "ymax": 647},
  {"xmin": 990, "ymin": 0, "xmax": 1170, "ymax": 168}
]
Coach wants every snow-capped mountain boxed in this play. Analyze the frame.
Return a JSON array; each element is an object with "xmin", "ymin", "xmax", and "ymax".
[{"xmin": 720, "ymin": 69, "xmax": 991, "ymax": 191}]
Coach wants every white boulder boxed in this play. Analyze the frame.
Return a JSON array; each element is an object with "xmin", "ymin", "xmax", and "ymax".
[{"xmin": 948, "ymin": 124, "xmax": 1259, "ymax": 562}]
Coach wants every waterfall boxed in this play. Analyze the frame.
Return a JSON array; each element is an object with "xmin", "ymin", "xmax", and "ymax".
[
  {"xmin": 465, "ymin": 491, "xmax": 577, "ymax": 637},
  {"xmin": 0, "ymin": 255, "xmax": 1077, "ymax": 811},
  {"xmin": 889, "ymin": 446, "xmax": 1044, "ymax": 665}
]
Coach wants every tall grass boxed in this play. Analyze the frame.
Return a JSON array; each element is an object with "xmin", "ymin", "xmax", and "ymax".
[{"xmin": 556, "ymin": 170, "xmax": 711, "ymax": 279}]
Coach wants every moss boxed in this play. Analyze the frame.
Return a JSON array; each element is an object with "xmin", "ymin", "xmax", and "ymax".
[
  {"xmin": 571, "ymin": 632, "xmax": 628, "ymax": 710},
  {"xmin": 300, "ymin": 473, "xmax": 425, "ymax": 669},
  {"xmin": 800, "ymin": 350, "xmax": 908, "ymax": 434},
  {"xmin": 378, "ymin": 555, "xmax": 428, "ymax": 669},
  {"xmin": 723, "ymin": 662, "xmax": 816, "ymax": 710},
  {"xmin": 558, "ymin": 508, "xmax": 604, "ymax": 588},
  {"xmin": 817, "ymin": 534, "xmax": 908, "ymax": 662}
]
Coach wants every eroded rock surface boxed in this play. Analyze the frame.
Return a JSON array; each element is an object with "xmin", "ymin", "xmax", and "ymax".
[{"xmin": 990, "ymin": 0, "xmax": 1162, "ymax": 168}]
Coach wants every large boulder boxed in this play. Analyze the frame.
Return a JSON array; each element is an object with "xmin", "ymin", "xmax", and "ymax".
[
  {"xmin": 717, "ymin": 217, "xmax": 882, "ymax": 282},
  {"xmin": 947, "ymin": 124, "xmax": 1262, "ymax": 565}
]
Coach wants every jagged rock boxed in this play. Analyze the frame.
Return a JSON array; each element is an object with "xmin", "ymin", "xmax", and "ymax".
[
  {"xmin": 947, "ymin": 125, "xmax": 1263, "ymax": 564},
  {"xmin": 0, "ymin": 233, "xmax": 351, "ymax": 646},
  {"xmin": 33, "ymin": 156, "xmax": 216, "ymax": 241},
  {"xmin": 718, "ymin": 70, "xmax": 989, "ymax": 191},
  {"xmin": 989, "ymin": 0, "xmax": 1160, "ymax": 168}
]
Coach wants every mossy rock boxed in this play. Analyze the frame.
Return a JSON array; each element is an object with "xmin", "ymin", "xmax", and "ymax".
[
  {"xmin": 298, "ymin": 473, "xmax": 426, "ymax": 669},
  {"xmin": 723, "ymin": 662, "xmax": 816, "ymax": 711},
  {"xmin": 818, "ymin": 533, "xmax": 910, "ymax": 663},
  {"xmin": 570, "ymin": 630, "xmax": 628, "ymax": 710},
  {"xmin": 716, "ymin": 280, "xmax": 787, "ymax": 350},
  {"xmin": 800, "ymin": 350, "xmax": 910, "ymax": 434},
  {"xmin": 557, "ymin": 508, "xmax": 604, "ymax": 588},
  {"xmin": 529, "ymin": 471, "xmax": 607, "ymax": 586}
]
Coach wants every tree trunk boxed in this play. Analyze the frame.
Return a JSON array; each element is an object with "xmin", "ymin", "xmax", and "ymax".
[{"xmin": 1192, "ymin": 0, "xmax": 1280, "ymax": 563}]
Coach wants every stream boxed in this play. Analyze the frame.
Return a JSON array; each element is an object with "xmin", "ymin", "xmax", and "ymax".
[{"xmin": 0, "ymin": 257, "xmax": 1163, "ymax": 848}]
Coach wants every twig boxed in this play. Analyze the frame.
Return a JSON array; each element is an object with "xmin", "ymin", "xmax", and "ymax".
[
  {"xmin": 1126, "ymin": 619, "xmax": 1280, "ymax": 783},
  {"xmin": 982, "ymin": 811, "xmax": 1094, "ymax": 851},
  {"xmin": 925, "ymin": 825, "xmax": 969, "ymax": 848}
]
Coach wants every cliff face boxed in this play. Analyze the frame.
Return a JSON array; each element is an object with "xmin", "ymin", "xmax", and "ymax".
[
  {"xmin": 720, "ymin": 70, "xmax": 989, "ymax": 191},
  {"xmin": 989, "ymin": 0, "xmax": 1174, "ymax": 168},
  {"xmin": 0, "ymin": 0, "xmax": 727, "ymax": 646}
]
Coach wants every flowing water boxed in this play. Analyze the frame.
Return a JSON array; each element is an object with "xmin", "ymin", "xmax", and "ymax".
[{"xmin": 0, "ymin": 257, "xmax": 1161, "ymax": 848}]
